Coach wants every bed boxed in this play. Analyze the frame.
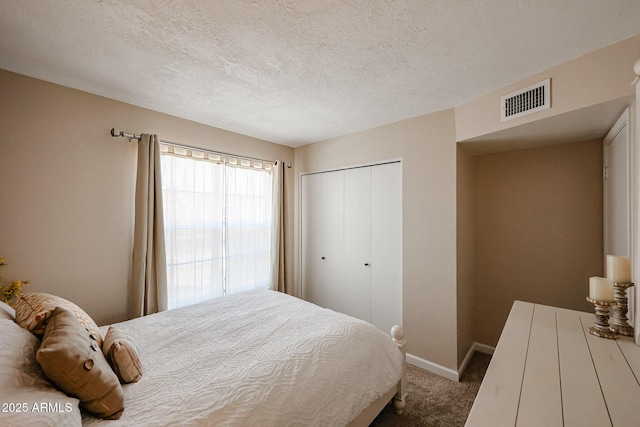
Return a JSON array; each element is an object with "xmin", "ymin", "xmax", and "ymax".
[{"xmin": 0, "ymin": 289, "xmax": 406, "ymax": 426}]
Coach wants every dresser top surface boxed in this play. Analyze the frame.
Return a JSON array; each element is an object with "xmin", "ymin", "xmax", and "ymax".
[{"xmin": 466, "ymin": 300, "xmax": 640, "ymax": 427}]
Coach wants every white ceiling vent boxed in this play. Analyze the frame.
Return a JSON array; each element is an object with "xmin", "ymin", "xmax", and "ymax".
[{"xmin": 500, "ymin": 78, "xmax": 551, "ymax": 122}]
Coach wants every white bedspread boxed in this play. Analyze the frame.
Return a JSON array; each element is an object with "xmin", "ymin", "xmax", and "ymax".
[{"xmin": 83, "ymin": 290, "xmax": 402, "ymax": 426}]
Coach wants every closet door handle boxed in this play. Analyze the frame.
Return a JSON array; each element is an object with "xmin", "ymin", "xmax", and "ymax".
[
  {"xmin": 321, "ymin": 256, "xmax": 326, "ymax": 260},
  {"xmin": 364, "ymin": 263, "xmax": 370, "ymax": 266}
]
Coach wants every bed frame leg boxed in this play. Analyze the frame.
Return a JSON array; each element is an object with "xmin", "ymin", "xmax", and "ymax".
[
  {"xmin": 391, "ymin": 325, "xmax": 407, "ymax": 415},
  {"xmin": 393, "ymin": 396, "xmax": 406, "ymax": 415}
]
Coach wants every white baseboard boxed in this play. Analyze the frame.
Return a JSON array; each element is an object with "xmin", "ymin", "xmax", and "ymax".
[
  {"xmin": 457, "ymin": 344, "xmax": 476, "ymax": 378},
  {"xmin": 458, "ymin": 342, "xmax": 495, "ymax": 378},
  {"xmin": 472, "ymin": 342, "xmax": 495, "ymax": 356},
  {"xmin": 407, "ymin": 342, "xmax": 495, "ymax": 383},
  {"xmin": 407, "ymin": 353, "xmax": 459, "ymax": 382}
]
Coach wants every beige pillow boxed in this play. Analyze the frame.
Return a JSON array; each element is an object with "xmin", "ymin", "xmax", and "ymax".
[
  {"xmin": 0, "ymin": 301, "xmax": 15, "ymax": 320},
  {"xmin": 36, "ymin": 307, "xmax": 124, "ymax": 419},
  {"xmin": 0, "ymin": 319, "xmax": 82, "ymax": 426},
  {"xmin": 14, "ymin": 292, "xmax": 103, "ymax": 346},
  {"xmin": 103, "ymin": 326, "xmax": 143, "ymax": 384}
]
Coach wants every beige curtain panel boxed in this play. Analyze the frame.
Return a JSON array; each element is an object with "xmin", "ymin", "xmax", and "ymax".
[
  {"xmin": 130, "ymin": 134, "xmax": 168, "ymax": 318},
  {"xmin": 271, "ymin": 160, "xmax": 287, "ymax": 294}
]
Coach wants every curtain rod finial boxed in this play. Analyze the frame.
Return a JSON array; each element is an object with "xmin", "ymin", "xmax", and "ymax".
[{"xmin": 111, "ymin": 127, "xmax": 121, "ymax": 137}]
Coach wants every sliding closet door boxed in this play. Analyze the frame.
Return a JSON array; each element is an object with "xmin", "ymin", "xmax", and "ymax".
[
  {"xmin": 301, "ymin": 171, "xmax": 344, "ymax": 309},
  {"xmin": 371, "ymin": 162, "xmax": 403, "ymax": 334},
  {"xmin": 343, "ymin": 167, "xmax": 372, "ymax": 322}
]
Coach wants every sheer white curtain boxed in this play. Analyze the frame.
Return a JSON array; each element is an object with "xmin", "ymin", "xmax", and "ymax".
[
  {"xmin": 225, "ymin": 164, "xmax": 273, "ymax": 295},
  {"xmin": 161, "ymin": 147, "xmax": 273, "ymax": 309}
]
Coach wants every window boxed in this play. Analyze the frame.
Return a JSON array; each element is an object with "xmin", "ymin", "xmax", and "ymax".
[{"xmin": 160, "ymin": 145, "xmax": 273, "ymax": 309}]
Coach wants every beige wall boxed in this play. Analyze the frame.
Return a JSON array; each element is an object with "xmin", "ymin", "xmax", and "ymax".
[
  {"xmin": 472, "ymin": 140, "xmax": 603, "ymax": 346},
  {"xmin": 456, "ymin": 34, "xmax": 640, "ymax": 142},
  {"xmin": 294, "ymin": 109, "xmax": 459, "ymax": 370},
  {"xmin": 456, "ymin": 147, "xmax": 475, "ymax": 366},
  {"xmin": 0, "ymin": 69, "xmax": 294, "ymax": 326}
]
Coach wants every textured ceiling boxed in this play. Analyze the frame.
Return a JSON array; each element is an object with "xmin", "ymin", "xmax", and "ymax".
[{"xmin": 1, "ymin": 1, "xmax": 640, "ymax": 147}]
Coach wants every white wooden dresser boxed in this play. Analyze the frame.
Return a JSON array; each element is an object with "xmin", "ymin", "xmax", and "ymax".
[{"xmin": 466, "ymin": 301, "xmax": 640, "ymax": 427}]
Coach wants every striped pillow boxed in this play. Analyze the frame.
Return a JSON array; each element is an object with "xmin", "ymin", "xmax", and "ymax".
[
  {"xmin": 14, "ymin": 292, "xmax": 103, "ymax": 347},
  {"xmin": 103, "ymin": 326, "xmax": 143, "ymax": 383}
]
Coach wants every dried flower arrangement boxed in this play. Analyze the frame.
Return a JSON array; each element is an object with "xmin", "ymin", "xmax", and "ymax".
[{"xmin": 0, "ymin": 257, "xmax": 31, "ymax": 306}]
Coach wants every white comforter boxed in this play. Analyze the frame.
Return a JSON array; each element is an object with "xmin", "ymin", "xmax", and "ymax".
[{"xmin": 83, "ymin": 290, "xmax": 402, "ymax": 426}]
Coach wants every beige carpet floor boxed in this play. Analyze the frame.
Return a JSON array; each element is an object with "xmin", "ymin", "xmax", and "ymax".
[{"xmin": 370, "ymin": 351, "xmax": 492, "ymax": 427}]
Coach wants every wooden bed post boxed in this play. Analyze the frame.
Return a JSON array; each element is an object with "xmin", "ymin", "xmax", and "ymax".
[{"xmin": 391, "ymin": 325, "xmax": 407, "ymax": 415}]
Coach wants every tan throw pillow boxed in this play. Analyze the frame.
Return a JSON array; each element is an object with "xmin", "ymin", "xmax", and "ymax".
[
  {"xmin": 103, "ymin": 326, "xmax": 143, "ymax": 384},
  {"xmin": 36, "ymin": 307, "xmax": 124, "ymax": 420},
  {"xmin": 14, "ymin": 292, "xmax": 103, "ymax": 346}
]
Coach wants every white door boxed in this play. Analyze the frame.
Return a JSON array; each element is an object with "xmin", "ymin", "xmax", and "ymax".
[
  {"xmin": 301, "ymin": 171, "xmax": 344, "ymax": 309},
  {"xmin": 301, "ymin": 161, "xmax": 403, "ymax": 335},
  {"xmin": 604, "ymin": 110, "xmax": 630, "ymax": 259},
  {"xmin": 603, "ymin": 109, "xmax": 633, "ymax": 325},
  {"xmin": 371, "ymin": 162, "xmax": 403, "ymax": 334},
  {"xmin": 343, "ymin": 167, "xmax": 372, "ymax": 322}
]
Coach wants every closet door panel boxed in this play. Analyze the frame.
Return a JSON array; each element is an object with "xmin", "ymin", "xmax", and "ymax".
[
  {"xmin": 300, "ymin": 173, "xmax": 317, "ymax": 302},
  {"xmin": 371, "ymin": 162, "xmax": 403, "ymax": 334},
  {"xmin": 343, "ymin": 167, "xmax": 372, "ymax": 322},
  {"xmin": 301, "ymin": 171, "xmax": 344, "ymax": 310}
]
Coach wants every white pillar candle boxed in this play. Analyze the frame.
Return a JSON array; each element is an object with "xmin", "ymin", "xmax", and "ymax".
[
  {"xmin": 589, "ymin": 277, "xmax": 614, "ymax": 302},
  {"xmin": 606, "ymin": 255, "xmax": 632, "ymax": 283}
]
